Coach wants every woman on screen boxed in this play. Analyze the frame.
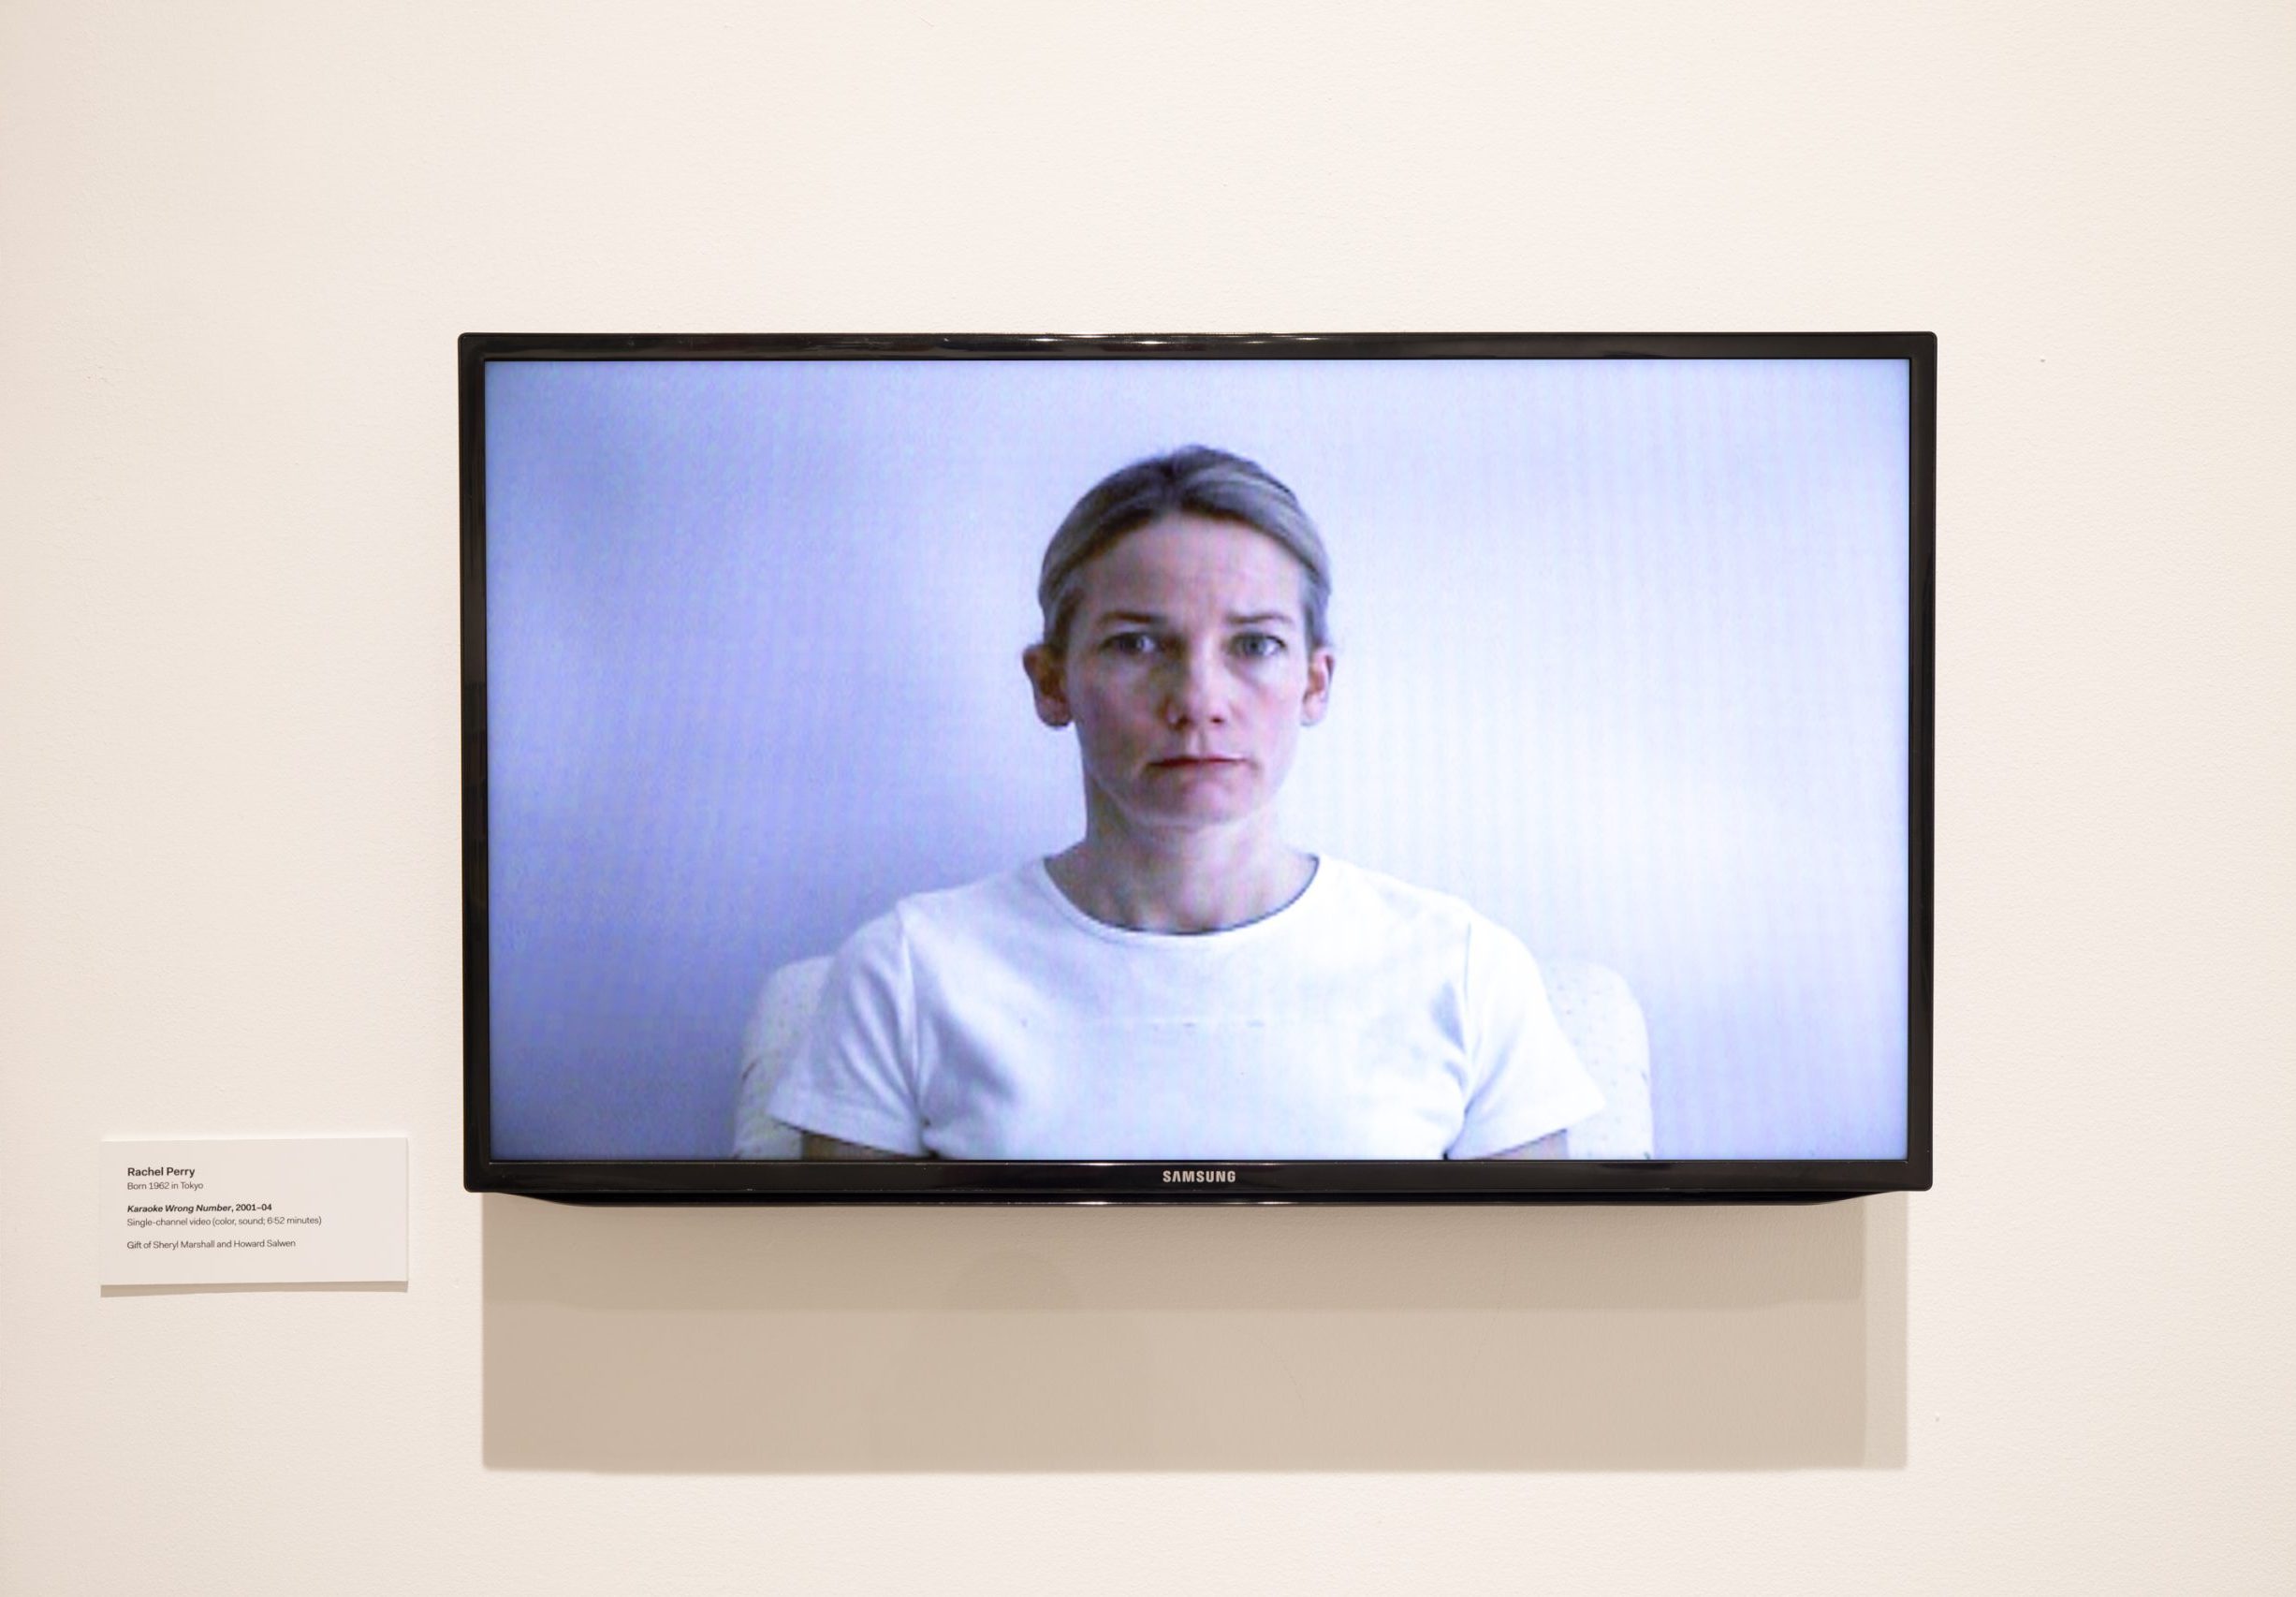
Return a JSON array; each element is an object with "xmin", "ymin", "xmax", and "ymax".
[{"xmin": 765, "ymin": 447, "xmax": 1602, "ymax": 1160}]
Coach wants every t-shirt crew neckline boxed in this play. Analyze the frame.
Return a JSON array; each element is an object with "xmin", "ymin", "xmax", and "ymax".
[{"xmin": 1025, "ymin": 855, "xmax": 1327, "ymax": 947}]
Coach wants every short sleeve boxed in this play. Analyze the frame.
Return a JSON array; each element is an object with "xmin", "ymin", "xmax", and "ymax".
[
  {"xmin": 1447, "ymin": 917, "xmax": 1608, "ymax": 1159},
  {"xmin": 764, "ymin": 911, "xmax": 929, "ymax": 1156}
]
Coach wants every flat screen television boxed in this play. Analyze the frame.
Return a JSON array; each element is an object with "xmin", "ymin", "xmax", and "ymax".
[{"xmin": 461, "ymin": 332, "xmax": 1934, "ymax": 1202}]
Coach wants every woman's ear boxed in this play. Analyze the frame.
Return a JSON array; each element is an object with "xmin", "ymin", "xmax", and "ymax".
[
  {"xmin": 1021, "ymin": 643, "xmax": 1073, "ymax": 728},
  {"xmin": 1299, "ymin": 647, "xmax": 1336, "ymax": 725}
]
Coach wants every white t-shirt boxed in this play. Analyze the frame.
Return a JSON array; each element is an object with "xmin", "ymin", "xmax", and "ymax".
[{"xmin": 766, "ymin": 857, "xmax": 1604, "ymax": 1160}]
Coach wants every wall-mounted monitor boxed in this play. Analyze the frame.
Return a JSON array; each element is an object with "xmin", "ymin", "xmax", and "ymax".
[{"xmin": 461, "ymin": 332, "xmax": 1934, "ymax": 1201}]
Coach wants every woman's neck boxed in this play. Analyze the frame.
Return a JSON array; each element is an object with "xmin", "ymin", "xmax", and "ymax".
[{"xmin": 1046, "ymin": 810, "xmax": 1314, "ymax": 934}]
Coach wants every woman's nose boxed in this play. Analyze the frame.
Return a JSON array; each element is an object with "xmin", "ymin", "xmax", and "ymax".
[{"xmin": 1162, "ymin": 651, "xmax": 1230, "ymax": 725}]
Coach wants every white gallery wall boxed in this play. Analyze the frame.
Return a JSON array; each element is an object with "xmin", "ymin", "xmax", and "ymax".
[{"xmin": 3, "ymin": 1, "xmax": 2290, "ymax": 1591}]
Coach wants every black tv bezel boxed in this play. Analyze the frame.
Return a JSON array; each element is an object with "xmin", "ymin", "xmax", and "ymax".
[{"xmin": 460, "ymin": 330, "xmax": 1936, "ymax": 1204}]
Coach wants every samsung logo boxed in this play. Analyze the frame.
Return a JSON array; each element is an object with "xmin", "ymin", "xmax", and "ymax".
[{"xmin": 1163, "ymin": 1169, "xmax": 1236, "ymax": 1184}]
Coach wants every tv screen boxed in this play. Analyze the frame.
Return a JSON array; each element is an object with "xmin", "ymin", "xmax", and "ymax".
[{"xmin": 461, "ymin": 332, "xmax": 1933, "ymax": 1201}]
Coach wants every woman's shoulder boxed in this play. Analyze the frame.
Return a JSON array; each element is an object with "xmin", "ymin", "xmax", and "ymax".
[
  {"xmin": 1304, "ymin": 860, "xmax": 1536, "ymax": 978},
  {"xmin": 820, "ymin": 864, "xmax": 1054, "ymax": 984},
  {"xmin": 863, "ymin": 862, "xmax": 1060, "ymax": 944},
  {"xmin": 1309, "ymin": 856, "xmax": 1486, "ymax": 935},
  {"xmin": 1309, "ymin": 859, "xmax": 1547, "ymax": 997}
]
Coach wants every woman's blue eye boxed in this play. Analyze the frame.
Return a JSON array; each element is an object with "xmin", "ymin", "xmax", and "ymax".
[
  {"xmin": 1104, "ymin": 632, "xmax": 1157, "ymax": 656},
  {"xmin": 1234, "ymin": 633, "xmax": 1284, "ymax": 659}
]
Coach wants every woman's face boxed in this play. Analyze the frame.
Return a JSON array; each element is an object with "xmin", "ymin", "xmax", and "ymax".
[{"xmin": 1024, "ymin": 514, "xmax": 1335, "ymax": 839}]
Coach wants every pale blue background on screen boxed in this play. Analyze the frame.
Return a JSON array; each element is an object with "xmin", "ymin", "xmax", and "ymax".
[{"xmin": 485, "ymin": 357, "xmax": 1910, "ymax": 1160}]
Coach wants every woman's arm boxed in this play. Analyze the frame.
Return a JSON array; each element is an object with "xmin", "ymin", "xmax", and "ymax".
[
  {"xmin": 1487, "ymin": 1131, "xmax": 1568, "ymax": 1160},
  {"xmin": 1453, "ymin": 916, "xmax": 1605, "ymax": 1159},
  {"xmin": 767, "ymin": 912, "xmax": 930, "ymax": 1156},
  {"xmin": 800, "ymin": 1132, "xmax": 913, "ymax": 1161}
]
